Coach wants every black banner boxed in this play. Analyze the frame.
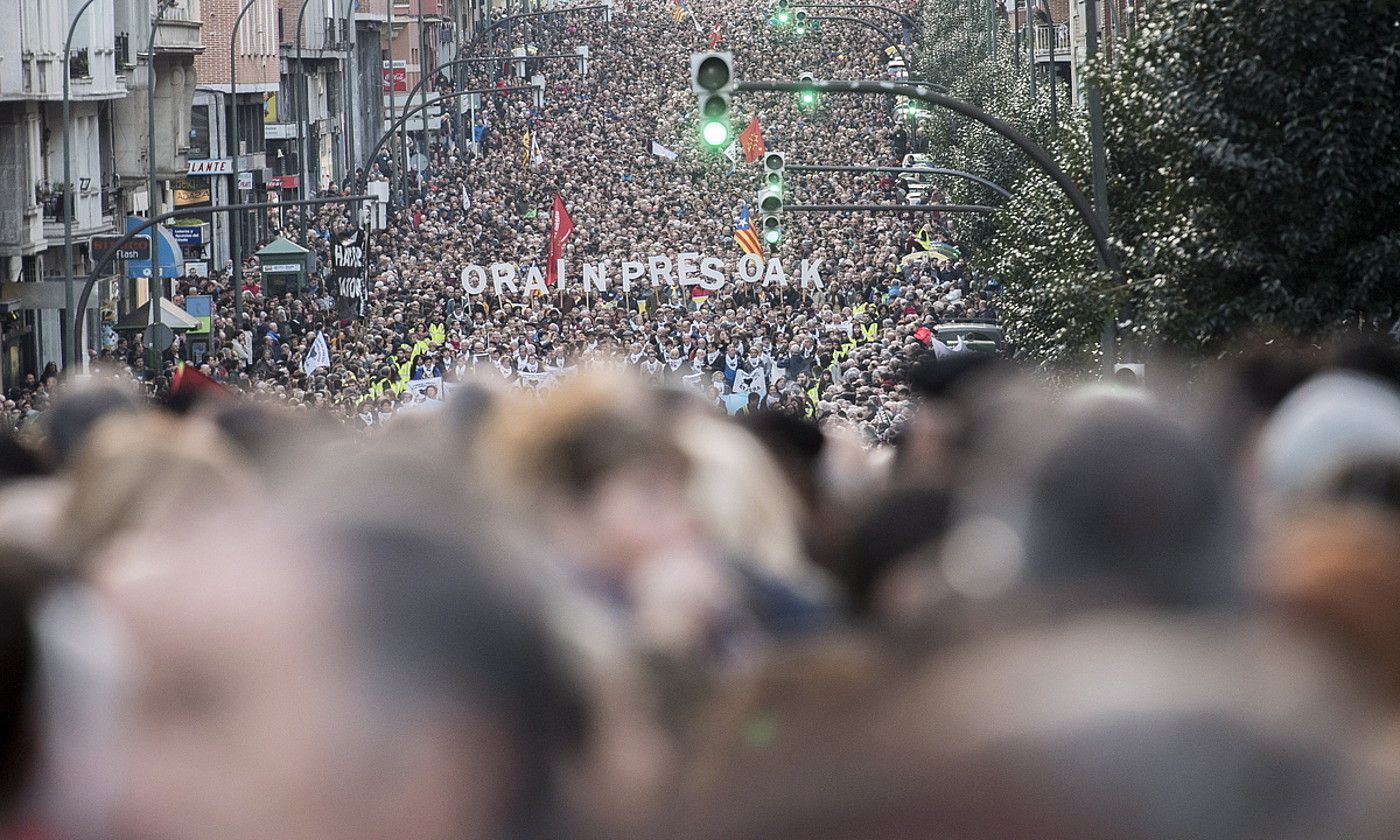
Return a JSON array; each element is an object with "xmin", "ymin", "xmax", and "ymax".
[{"xmin": 332, "ymin": 229, "xmax": 368, "ymax": 319}]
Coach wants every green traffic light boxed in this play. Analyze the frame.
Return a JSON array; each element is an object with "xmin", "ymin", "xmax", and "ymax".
[
  {"xmin": 776, "ymin": 10, "xmax": 790, "ymax": 22},
  {"xmin": 702, "ymin": 120, "xmax": 729, "ymax": 147},
  {"xmin": 794, "ymin": 24, "xmax": 806, "ymax": 35},
  {"xmin": 763, "ymin": 228, "xmax": 782, "ymax": 244},
  {"xmin": 799, "ymin": 91, "xmax": 816, "ymax": 106}
]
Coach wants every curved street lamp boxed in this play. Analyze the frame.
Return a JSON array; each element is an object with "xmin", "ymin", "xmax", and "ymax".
[
  {"xmin": 293, "ymin": 0, "xmax": 360, "ymax": 246},
  {"xmin": 228, "ymin": 0, "xmax": 260, "ymax": 325},
  {"xmin": 61, "ymin": 0, "xmax": 107, "ymax": 370},
  {"xmin": 146, "ymin": 0, "xmax": 176, "ymax": 337}
]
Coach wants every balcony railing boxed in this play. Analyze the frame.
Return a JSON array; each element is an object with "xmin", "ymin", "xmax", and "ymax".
[
  {"xmin": 1034, "ymin": 23, "xmax": 1071, "ymax": 59},
  {"xmin": 68, "ymin": 48, "xmax": 91, "ymax": 80},
  {"xmin": 39, "ymin": 187, "xmax": 73, "ymax": 223},
  {"xmin": 115, "ymin": 33, "xmax": 133, "ymax": 72}
]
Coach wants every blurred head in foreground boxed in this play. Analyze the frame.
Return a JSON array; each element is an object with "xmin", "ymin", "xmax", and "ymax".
[
  {"xmin": 656, "ymin": 617, "xmax": 1399, "ymax": 840},
  {"xmin": 101, "ymin": 446, "xmax": 586, "ymax": 840}
]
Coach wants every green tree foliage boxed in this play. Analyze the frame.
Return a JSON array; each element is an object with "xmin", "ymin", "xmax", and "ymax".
[
  {"xmin": 918, "ymin": 0, "xmax": 1400, "ymax": 366},
  {"xmin": 1110, "ymin": 0, "xmax": 1400, "ymax": 349}
]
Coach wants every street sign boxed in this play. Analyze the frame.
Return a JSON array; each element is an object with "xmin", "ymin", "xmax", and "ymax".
[
  {"xmin": 170, "ymin": 225, "xmax": 207, "ymax": 246},
  {"xmin": 92, "ymin": 234, "xmax": 151, "ymax": 262},
  {"xmin": 238, "ymin": 171, "xmax": 254, "ymax": 191},
  {"xmin": 187, "ymin": 159, "xmax": 233, "ymax": 176},
  {"xmin": 143, "ymin": 322, "xmax": 175, "ymax": 352}
]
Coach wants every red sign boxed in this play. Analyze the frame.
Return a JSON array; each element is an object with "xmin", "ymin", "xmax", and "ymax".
[
  {"xmin": 382, "ymin": 62, "xmax": 408, "ymax": 92},
  {"xmin": 271, "ymin": 175, "xmax": 301, "ymax": 189}
]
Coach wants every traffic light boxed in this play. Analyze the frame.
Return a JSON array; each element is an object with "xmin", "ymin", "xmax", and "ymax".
[
  {"xmin": 793, "ymin": 9, "xmax": 808, "ymax": 34},
  {"xmin": 757, "ymin": 186, "xmax": 783, "ymax": 245},
  {"xmin": 762, "ymin": 151, "xmax": 785, "ymax": 191},
  {"xmin": 797, "ymin": 71, "xmax": 817, "ymax": 109},
  {"xmin": 690, "ymin": 52, "xmax": 735, "ymax": 149},
  {"xmin": 774, "ymin": 0, "xmax": 791, "ymax": 24}
]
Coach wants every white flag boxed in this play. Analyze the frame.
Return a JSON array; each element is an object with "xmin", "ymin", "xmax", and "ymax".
[
  {"xmin": 650, "ymin": 140, "xmax": 679, "ymax": 161},
  {"xmin": 461, "ymin": 184, "xmax": 471, "ymax": 211},
  {"xmin": 302, "ymin": 330, "xmax": 331, "ymax": 375},
  {"xmin": 722, "ymin": 140, "xmax": 739, "ymax": 163}
]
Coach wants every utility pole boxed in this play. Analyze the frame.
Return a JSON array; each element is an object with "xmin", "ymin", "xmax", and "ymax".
[
  {"xmin": 386, "ymin": 0, "xmax": 399, "ymax": 209},
  {"xmin": 418, "ymin": 5, "xmax": 429, "ymax": 201},
  {"xmin": 1027, "ymin": 0, "xmax": 1037, "ymax": 100},
  {"xmin": 985, "ymin": 0, "xmax": 995, "ymax": 57},
  {"xmin": 62, "ymin": 0, "xmax": 104, "ymax": 372},
  {"xmin": 1084, "ymin": 0, "xmax": 1114, "ymax": 373}
]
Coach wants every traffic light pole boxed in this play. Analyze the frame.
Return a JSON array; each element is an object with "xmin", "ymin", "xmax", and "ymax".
[
  {"xmin": 786, "ymin": 163, "xmax": 1013, "ymax": 200},
  {"xmin": 785, "ymin": 204, "xmax": 997, "ymax": 213},
  {"xmin": 73, "ymin": 195, "xmax": 371, "ymax": 351},
  {"xmin": 735, "ymin": 78, "xmax": 1120, "ymax": 278}
]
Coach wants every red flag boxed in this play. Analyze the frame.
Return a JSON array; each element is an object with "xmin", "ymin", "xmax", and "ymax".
[
  {"xmin": 739, "ymin": 117, "xmax": 766, "ymax": 164},
  {"xmin": 545, "ymin": 193, "xmax": 574, "ymax": 287},
  {"xmin": 707, "ymin": 21, "xmax": 724, "ymax": 48},
  {"xmin": 170, "ymin": 360, "xmax": 231, "ymax": 400}
]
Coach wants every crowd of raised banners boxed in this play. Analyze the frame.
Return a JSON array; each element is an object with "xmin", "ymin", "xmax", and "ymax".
[{"xmin": 458, "ymin": 254, "xmax": 826, "ymax": 296}]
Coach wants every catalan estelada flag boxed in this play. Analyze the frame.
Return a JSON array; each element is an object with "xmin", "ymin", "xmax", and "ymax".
[
  {"xmin": 672, "ymin": 0, "xmax": 691, "ymax": 22},
  {"xmin": 734, "ymin": 206, "xmax": 763, "ymax": 256}
]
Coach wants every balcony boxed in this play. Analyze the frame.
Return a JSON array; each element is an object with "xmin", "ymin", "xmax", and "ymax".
[
  {"xmin": 1034, "ymin": 24, "xmax": 1071, "ymax": 63},
  {"xmin": 285, "ymin": 5, "xmax": 355, "ymax": 58},
  {"xmin": 151, "ymin": 0, "xmax": 204, "ymax": 55}
]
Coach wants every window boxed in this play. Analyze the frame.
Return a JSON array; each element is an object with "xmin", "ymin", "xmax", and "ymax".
[
  {"xmin": 68, "ymin": 48, "xmax": 91, "ymax": 79},
  {"xmin": 189, "ymin": 104, "xmax": 211, "ymax": 160}
]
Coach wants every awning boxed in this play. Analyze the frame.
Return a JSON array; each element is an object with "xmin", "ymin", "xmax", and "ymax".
[{"xmin": 115, "ymin": 297, "xmax": 202, "ymax": 331}]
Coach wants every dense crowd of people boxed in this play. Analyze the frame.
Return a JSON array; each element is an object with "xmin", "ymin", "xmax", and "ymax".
[
  {"xmin": 4, "ymin": 329, "xmax": 1400, "ymax": 839},
  {"xmin": 4, "ymin": 2, "xmax": 1400, "ymax": 840},
  {"xmin": 7, "ymin": 0, "xmax": 992, "ymax": 445}
]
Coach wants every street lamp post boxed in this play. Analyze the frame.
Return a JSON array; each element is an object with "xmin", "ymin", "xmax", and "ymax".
[
  {"xmin": 293, "ymin": 0, "xmax": 359, "ymax": 245},
  {"xmin": 1026, "ymin": 0, "xmax": 1037, "ymax": 99},
  {"xmin": 385, "ymin": 0, "xmax": 402, "ymax": 208},
  {"xmin": 1083, "ymin": 0, "xmax": 1115, "ymax": 371},
  {"xmin": 146, "ymin": 0, "xmax": 175, "ymax": 349},
  {"xmin": 293, "ymin": 0, "xmax": 316, "ymax": 247},
  {"xmin": 229, "ymin": 0, "xmax": 260, "ymax": 326},
  {"xmin": 340, "ymin": 0, "xmax": 357, "ymax": 183},
  {"xmin": 62, "ymin": 0, "xmax": 106, "ymax": 371},
  {"xmin": 1044, "ymin": 0, "xmax": 1058, "ymax": 131}
]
